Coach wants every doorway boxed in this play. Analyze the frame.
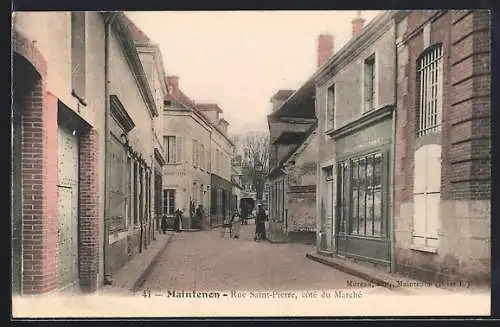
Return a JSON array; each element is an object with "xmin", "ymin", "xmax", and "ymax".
[
  {"xmin": 57, "ymin": 125, "xmax": 80, "ymax": 289},
  {"xmin": 321, "ymin": 166, "xmax": 334, "ymax": 252}
]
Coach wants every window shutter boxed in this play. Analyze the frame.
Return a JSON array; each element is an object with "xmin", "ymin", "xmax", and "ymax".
[
  {"xmin": 426, "ymin": 144, "xmax": 442, "ymax": 245},
  {"xmin": 426, "ymin": 144, "xmax": 442, "ymax": 193},
  {"xmin": 414, "ymin": 147, "xmax": 427, "ymax": 194},
  {"xmin": 176, "ymin": 136, "xmax": 182, "ymax": 163}
]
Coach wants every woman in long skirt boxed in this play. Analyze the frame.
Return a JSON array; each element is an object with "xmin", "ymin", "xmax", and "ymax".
[{"xmin": 231, "ymin": 210, "xmax": 241, "ymax": 239}]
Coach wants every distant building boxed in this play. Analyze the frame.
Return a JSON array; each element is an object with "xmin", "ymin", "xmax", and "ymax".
[
  {"xmin": 163, "ymin": 77, "xmax": 234, "ymax": 229},
  {"xmin": 266, "ymin": 33, "xmax": 332, "ymax": 244}
]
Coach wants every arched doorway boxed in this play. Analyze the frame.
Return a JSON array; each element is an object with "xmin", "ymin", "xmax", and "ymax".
[{"xmin": 12, "ymin": 53, "xmax": 44, "ymax": 294}]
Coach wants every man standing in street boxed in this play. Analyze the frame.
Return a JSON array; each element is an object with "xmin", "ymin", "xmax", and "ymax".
[{"xmin": 254, "ymin": 203, "xmax": 267, "ymax": 241}]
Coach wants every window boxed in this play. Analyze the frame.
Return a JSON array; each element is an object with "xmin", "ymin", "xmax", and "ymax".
[
  {"xmin": 206, "ymin": 149, "xmax": 210, "ymax": 171},
  {"xmin": 164, "ymin": 136, "xmax": 177, "ymax": 163},
  {"xmin": 325, "ymin": 84, "xmax": 336, "ymax": 131},
  {"xmin": 162, "ymin": 189, "xmax": 176, "ymax": 215},
  {"xmin": 133, "ymin": 162, "xmax": 138, "ymax": 224},
  {"xmin": 363, "ymin": 54, "xmax": 376, "ymax": 112},
  {"xmin": 416, "ymin": 44, "xmax": 443, "ymax": 137},
  {"xmin": 216, "ymin": 149, "xmax": 220, "ymax": 173},
  {"xmin": 337, "ymin": 152, "xmax": 384, "ymax": 237},
  {"xmin": 412, "ymin": 44, "xmax": 444, "ymax": 251},
  {"xmin": 71, "ymin": 12, "xmax": 86, "ymax": 102},
  {"xmin": 200, "ymin": 144, "xmax": 205, "ymax": 170},
  {"xmin": 191, "ymin": 139, "xmax": 196, "ymax": 166}
]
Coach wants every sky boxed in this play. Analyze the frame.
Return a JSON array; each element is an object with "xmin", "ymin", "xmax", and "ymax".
[{"xmin": 126, "ymin": 11, "xmax": 382, "ymax": 134}]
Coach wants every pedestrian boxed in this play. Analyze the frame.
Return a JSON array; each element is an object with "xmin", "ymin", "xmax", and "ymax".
[
  {"xmin": 254, "ymin": 203, "xmax": 267, "ymax": 242},
  {"xmin": 160, "ymin": 215, "xmax": 168, "ymax": 234},
  {"xmin": 241, "ymin": 204, "xmax": 248, "ymax": 225},
  {"xmin": 231, "ymin": 210, "xmax": 241, "ymax": 239},
  {"xmin": 195, "ymin": 204, "xmax": 203, "ymax": 229},
  {"xmin": 174, "ymin": 208, "xmax": 182, "ymax": 233}
]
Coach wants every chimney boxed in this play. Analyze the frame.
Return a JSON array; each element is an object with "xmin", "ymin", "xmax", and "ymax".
[
  {"xmin": 317, "ymin": 34, "xmax": 334, "ymax": 68},
  {"xmin": 166, "ymin": 75, "xmax": 179, "ymax": 96},
  {"xmin": 351, "ymin": 11, "xmax": 365, "ymax": 37}
]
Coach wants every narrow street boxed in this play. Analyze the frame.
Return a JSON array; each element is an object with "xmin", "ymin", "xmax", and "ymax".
[{"xmin": 141, "ymin": 222, "xmax": 391, "ymax": 294}]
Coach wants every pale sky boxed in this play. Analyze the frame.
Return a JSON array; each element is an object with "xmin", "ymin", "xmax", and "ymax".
[{"xmin": 126, "ymin": 11, "xmax": 382, "ymax": 134}]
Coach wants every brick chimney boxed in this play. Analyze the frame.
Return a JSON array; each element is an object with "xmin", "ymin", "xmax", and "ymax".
[
  {"xmin": 317, "ymin": 34, "xmax": 334, "ymax": 68},
  {"xmin": 352, "ymin": 11, "xmax": 365, "ymax": 37},
  {"xmin": 166, "ymin": 75, "xmax": 179, "ymax": 96}
]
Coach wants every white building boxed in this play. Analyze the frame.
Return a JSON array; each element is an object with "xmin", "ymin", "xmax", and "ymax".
[{"xmin": 162, "ymin": 77, "xmax": 234, "ymax": 229}]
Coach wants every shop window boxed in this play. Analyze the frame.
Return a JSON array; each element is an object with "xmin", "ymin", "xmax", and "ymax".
[{"xmin": 337, "ymin": 152, "xmax": 384, "ymax": 237}]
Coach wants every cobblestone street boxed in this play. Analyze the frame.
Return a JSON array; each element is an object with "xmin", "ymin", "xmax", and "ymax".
[{"xmin": 141, "ymin": 222, "xmax": 392, "ymax": 295}]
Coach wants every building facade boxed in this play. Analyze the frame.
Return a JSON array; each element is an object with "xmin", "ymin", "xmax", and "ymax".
[
  {"xmin": 315, "ymin": 12, "xmax": 397, "ymax": 270},
  {"xmin": 393, "ymin": 10, "xmax": 491, "ymax": 285},
  {"xmin": 162, "ymin": 79, "xmax": 234, "ymax": 229},
  {"xmin": 11, "ymin": 11, "xmax": 163, "ymax": 294},
  {"xmin": 163, "ymin": 76, "xmax": 212, "ymax": 230},
  {"xmin": 98, "ymin": 13, "xmax": 163, "ymax": 284},
  {"xmin": 128, "ymin": 22, "xmax": 169, "ymax": 234},
  {"xmin": 267, "ymin": 89, "xmax": 318, "ymax": 243},
  {"xmin": 266, "ymin": 33, "xmax": 335, "ymax": 243},
  {"xmin": 12, "ymin": 11, "xmax": 106, "ymax": 294},
  {"xmin": 204, "ymin": 104, "xmax": 234, "ymax": 227}
]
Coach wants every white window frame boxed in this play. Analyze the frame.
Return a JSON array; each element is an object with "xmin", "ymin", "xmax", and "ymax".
[
  {"xmin": 163, "ymin": 189, "xmax": 176, "ymax": 216},
  {"xmin": 416, "ymin": 44, "xmax": 443, "ymax": 137},
  {"xmin": 164, "ymin": 136, "xmax": 177, "ymax": 164},
  {"xmin": 411, "ymin": 43, "xmax": 444, "ymax": 253}
]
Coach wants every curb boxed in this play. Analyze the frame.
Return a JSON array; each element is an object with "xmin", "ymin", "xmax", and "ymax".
[
  {"xmin": 131, "ymin": 233, "xmax": 175, "ymax": 293},
  {"xmin": 306, "ymin": 252, "xmax": 411, "ymax": 294}
]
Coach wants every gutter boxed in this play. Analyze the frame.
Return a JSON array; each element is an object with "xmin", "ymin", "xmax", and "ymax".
[
  {"xmin": 103, "ymin": 12, "xmax": 118, "ymax": 285},
  {"xmin": 389, "ymin": 19, "xmax": 399, "ymax": 274}
]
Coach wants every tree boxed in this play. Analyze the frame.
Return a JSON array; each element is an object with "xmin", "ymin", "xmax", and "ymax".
[{"xmin": 231, "ymin": 131, "xmax": 269, "ymax": 200}]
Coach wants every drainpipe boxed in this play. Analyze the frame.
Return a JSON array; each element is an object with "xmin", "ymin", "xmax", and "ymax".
[
  {"xmin": 103, "ymin": 12, "xmax": 118, "ymax": 285},
  {"xmin": 389, "ymin": 19, "xmax": 399, "ymax": 274}
]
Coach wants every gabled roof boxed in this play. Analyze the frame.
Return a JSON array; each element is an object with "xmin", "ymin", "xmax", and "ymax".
[
  {"xmin": 165, "ymin": 85, "xmax": 235, "ymax": 147},
  {"xmin": 123, "ymin": 14, "xmax": 153, "ymax": 46},
  {"xmin": 271, "ymin": 89, "xmax": 295, "ymax": 101},
  {"xmin": 197, "ymin": 103, "xmax": 224, "ymax": 113},
  {"xmin": 268, "ymin": 121, "xmax": 318, "ymax": 178}
]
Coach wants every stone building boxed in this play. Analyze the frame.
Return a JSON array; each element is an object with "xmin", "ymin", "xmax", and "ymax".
[
  {"xmin": 393, "ymin": 10, "xmax": 491, "ymax": 285},
  {"xmin": 162, "ymin": 79, "xmax": 234, "ymax": 229},
  {"xmin": 266, "ymin": 33, "xmax": 333, "ymax": 243},
  {"xmin": 163, "ymin": 76, "xmax": 213, "ymax": 230},
  {"xmin": 11, "ymin": 11, "xmax": 163, "ymax": 294},
  {"xmin": 126, "ymin": 19, "xmax": 169, "ymax": 233},
  {"xmin": 200, "ymin": 103, "xmax": 235, "ymax": 227},
  {"xmin": 314, "ymin": 12, "xmax": 397, "ymax": 269}
]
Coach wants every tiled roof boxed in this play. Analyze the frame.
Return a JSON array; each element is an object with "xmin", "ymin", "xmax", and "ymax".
[
  {"xmin": 196, "ymin": 103, "xmax": 224, "ymax": 113},
  {"xmin": 271, "ymin": 89, "xmax": 295, "ymax": 101},
  {"xmin": 123, "ymin": 13, "xmax": 153, "ymax": 45}
]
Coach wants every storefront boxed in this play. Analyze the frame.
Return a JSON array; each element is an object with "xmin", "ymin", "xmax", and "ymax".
[
  {"xmin": 328, "ymin": 105, "xmax": 394, "ymax": 268},
  {"xmin": 210, "ymin": 174, "xmax": 232, "ymax": 227}
]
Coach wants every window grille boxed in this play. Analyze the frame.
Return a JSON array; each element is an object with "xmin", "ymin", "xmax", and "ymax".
[{"xmin": 416, "ymin": 45, "xmax": 443, "ymax": 137}]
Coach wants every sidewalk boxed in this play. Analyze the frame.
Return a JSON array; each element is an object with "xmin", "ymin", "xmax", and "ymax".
[
  {"xmin": 306, "ymin": 252, "xmax": 486, "ymax": 295},
  {"xmin": 102, "ymin": 232, "xmax": 175, "ymax": 294}
]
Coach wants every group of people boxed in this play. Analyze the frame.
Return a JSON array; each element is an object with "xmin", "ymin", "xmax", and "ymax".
[
  {"xmin": 160, "ymin": 202, "xmax": 268, "ymax": 242},
  {"xmin": 229, "ymin": 203, "xmax": 267, "ymax": 241}
]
